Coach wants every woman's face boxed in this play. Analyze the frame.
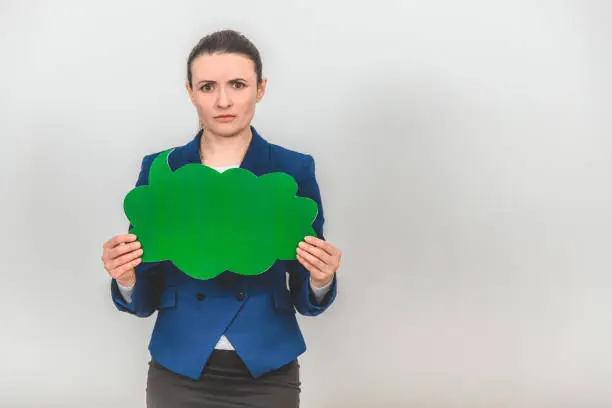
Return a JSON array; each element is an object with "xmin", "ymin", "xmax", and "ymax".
[{"xmin": 186, "ymin": 52, "xmax": 266, "ymax": 138}]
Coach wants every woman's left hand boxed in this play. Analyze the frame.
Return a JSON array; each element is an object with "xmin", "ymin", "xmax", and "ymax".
[{"xmin": 296, "ymin": 236, "xmax": 342, "ymax": 288}]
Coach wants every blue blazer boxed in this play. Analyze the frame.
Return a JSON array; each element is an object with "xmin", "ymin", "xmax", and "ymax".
[{"xmin": 111, "ymin": 126, "xmax": 337, "ymax": 379}]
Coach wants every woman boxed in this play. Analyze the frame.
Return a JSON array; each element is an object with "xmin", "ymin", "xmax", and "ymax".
[{"xmin": 100, "ymin": 30, "xmax": 342, "ymax": 407}]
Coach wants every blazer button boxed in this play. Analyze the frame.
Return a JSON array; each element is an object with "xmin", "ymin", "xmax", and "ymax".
[
  {"xmin": 196, "ymin": 292, "xmax": 205, "ymax": 301},
  {"xmin": 236, "ymin": 292, "xmax": 245, "ymax": 301}
]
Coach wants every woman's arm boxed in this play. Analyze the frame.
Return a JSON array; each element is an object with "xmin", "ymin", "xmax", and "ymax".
[
  {"xmin": 286, "ymin": 154, "xmax": 339, "ymax": 316},
  {"xmin": 109, "ymin": 154, "xmax": 165, "ymax": 318}
]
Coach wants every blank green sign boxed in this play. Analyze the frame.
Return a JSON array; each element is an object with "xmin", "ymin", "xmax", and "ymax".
[{"xmin": 123, "ymin": 149, "xmax": 318, "ymax": 280}]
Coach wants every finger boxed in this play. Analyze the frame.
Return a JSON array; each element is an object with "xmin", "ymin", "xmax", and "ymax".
[
  {"xmin": 296, "ymin": 247, "xmax": 328, "ymax": 272},
  {"xmin": 107, "ymin": 248, "xmax": 143, "ymax": 273},
  {"xmin": 111, "ymin": 257, "xmax": 142, "ymax": 279},
  {"xmin": 304, "ymin": 235, "xmax": 335, "ymax": 256},
  {"xmin": 109, "ymin": 240, "xmax": 142, "ymax": 260},
  {"xmin": 296, "ymin": 253, "xmax": 324, "ymax": 279},
  {"xmin": 298, "ymin": 241, "xmax": 332, "ymax": 264},
  {"xmin": 114, "ymin": 266, "xmax": 135, "ymax": 281},
  {"xmin": 112, "ymin": 257, "xmax": 142, "ymax": 278},
  {"xmin": 104, "ymin": 234, "xmax": 130, "ymax": 249},
  {"xmin": 297, "ymin": 254, "xmax": 328, "ymax": 282},
  {"xmin": 104, "ymin": 234, "xmax": 137, "ymax": 250}
]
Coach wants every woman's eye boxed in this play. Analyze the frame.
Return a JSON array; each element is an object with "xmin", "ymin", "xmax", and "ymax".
[
  {"xmin": 200, "ymin": 83, "xmax": 213, "ymax": 92},
  {"xmin": 232, "ymin": 82, "xmax": 246, "ymax": 89}
]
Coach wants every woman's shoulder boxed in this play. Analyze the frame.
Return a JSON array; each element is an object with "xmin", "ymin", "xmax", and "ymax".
[
  {"xmin": 268, "ymin": 142, "xmax": 315, "ymax": 173},
  {"xmin": 139, "ymin": 143, "xmax": 183, "ymax": 167}
]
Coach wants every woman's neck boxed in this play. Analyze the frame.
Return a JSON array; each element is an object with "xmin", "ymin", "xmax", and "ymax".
[{"xmin": 199, "ymin": 126, "xmax": 252, "ymax": 167}]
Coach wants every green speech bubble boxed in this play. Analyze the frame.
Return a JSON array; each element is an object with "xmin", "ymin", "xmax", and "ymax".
[{"xmin": 123, "ymin": 149, "xmax": 318, "ymax": 280}]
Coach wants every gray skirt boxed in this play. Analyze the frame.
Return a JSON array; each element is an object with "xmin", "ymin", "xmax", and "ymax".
[{"xmin": 146, "ymin": 350, "xmax": 301, "ymax": 408}]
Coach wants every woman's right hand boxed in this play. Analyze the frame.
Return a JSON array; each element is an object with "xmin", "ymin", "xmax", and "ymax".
[{"xmin": 102, "ymin": 234, "xmax": 143, "ymax": 287}]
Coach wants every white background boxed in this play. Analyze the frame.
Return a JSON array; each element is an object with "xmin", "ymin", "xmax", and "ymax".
[{"xmin": 1, "ymin": 1, "xmax": 611, "ymax": 407}]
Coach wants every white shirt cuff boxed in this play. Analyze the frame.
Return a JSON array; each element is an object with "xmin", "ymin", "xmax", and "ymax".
[
  {"xmin": 309, "ymin": 277, "xmax": 333, "ymax": 304},
  {"xmin": 117, "ymin": 280, "xmax": 135, "ymax": 304}
]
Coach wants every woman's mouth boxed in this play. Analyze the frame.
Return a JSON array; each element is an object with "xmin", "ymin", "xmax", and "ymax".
[{"xmin": 214, "ymin": 115, "xmax": 236, "ymax": 122}]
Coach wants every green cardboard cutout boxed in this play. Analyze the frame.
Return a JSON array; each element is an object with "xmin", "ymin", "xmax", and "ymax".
[{"xmin": 123, "ymin": 149, "xmax": 318, "ymax": 280}]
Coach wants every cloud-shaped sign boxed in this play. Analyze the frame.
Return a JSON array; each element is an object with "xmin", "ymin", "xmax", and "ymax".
[{"xmin": 123, "ymin": 149, "xmax": 318, "ymax": 280}]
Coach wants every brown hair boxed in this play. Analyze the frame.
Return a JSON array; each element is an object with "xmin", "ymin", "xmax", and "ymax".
[{"xmin": 186, "ymin": 29, "xmax": 263, "ymax": 89}]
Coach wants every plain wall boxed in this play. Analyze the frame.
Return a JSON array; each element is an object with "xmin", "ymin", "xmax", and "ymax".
[{"xmin": 1, "ymin": 1, "xmax": 611, "ymax": 407}]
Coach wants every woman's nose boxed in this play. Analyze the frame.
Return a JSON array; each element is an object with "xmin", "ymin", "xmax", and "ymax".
[{"xmin": 216, "ymin": 87, "xmax": 232, "ymax": 108}]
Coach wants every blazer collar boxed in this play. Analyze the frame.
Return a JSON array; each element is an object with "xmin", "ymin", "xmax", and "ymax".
[{"xmin": 176, "ymin": 125, "xmax": 271, "ymax": 176}]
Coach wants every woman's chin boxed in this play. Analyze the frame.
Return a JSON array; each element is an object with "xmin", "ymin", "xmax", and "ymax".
[{"xmin": 208, "ymin": 122, "xmax": 248, "ymax": 138}]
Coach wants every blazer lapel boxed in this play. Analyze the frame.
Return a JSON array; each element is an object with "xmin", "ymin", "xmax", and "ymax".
[
  {"xmin": 169, "ymin": 129, "xmax": 202, "ymax": 170},
  {"xmin": 239, "ymin": 126, "xmax": 272, "ymax": 176}
]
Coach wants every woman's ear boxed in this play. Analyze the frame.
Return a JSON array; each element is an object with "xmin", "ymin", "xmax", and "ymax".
[
  {"xmin": 185, "ymin": 81, "xmax": 195, "ymax": 103},
  {"xmin": 256, "ymin": 78, "xmax": 268, "ymax": 103}
]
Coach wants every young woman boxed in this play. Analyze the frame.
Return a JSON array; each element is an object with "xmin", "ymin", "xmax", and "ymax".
[{"xmin": 100, "ymin": 30, "xmax": 341, "ymax": 408}]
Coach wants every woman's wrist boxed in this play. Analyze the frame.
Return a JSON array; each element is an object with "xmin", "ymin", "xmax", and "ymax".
[
  {"xmin": 310, "ymin": 274, "xmax": 334, "ymax": 289},
  {"xmin": 117, "ymin": 274, "xmax": 136, "ymax": 289}
]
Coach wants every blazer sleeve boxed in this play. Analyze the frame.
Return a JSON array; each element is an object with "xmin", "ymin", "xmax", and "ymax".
[
  {"xmin": 110, "ymin": 153, "xmax": 165, "ymax": 318},
  {"xmin": 286, "ymin": 154, "xmax": 338, "ymax": 316}
]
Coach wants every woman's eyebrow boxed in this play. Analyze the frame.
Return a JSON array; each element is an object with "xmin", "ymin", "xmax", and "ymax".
[{"xmin": 197, "ymin": 78, "xmax": 248, "ymax": 85}]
